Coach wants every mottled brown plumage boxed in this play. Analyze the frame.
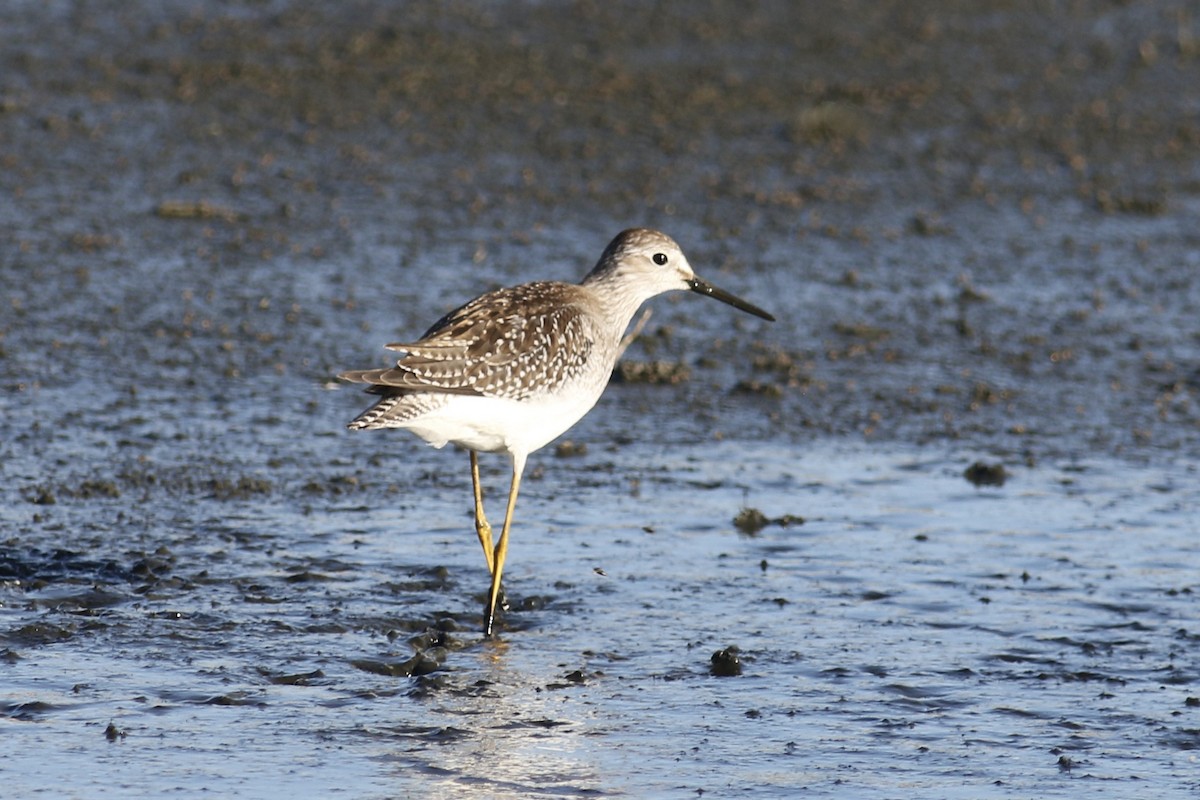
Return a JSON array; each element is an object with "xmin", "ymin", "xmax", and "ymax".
[{"xmin": 340, "ymin": 282, "xmax": 594, "ymax": 405}]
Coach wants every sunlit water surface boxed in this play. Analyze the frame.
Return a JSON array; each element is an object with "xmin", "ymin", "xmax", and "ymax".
[{"xmin": 3, "ymin": 440, "xmax": 1197, "ymax": 798}]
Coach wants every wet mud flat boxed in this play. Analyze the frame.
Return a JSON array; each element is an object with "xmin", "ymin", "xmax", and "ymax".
[
  {"xmin": 2, "ymin": 443, "xmax": 1198, "ymax": 797},
  {"xmin": 3, "ymin": 0, "xmax": 1200, "ymax": 797}
]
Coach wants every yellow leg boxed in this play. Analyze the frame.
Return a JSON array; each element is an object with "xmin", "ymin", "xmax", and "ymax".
[
  {"xmin": 484, "ymin": 454, "xmax": 524, "ymax": 637},
  {"xmin": 470, "ymin": 451, "xmax": 494, "ymax": 575}
]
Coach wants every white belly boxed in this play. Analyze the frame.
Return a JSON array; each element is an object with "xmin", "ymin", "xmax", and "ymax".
[{"xmin": 402, "ymin": 384, "xmax": 604, "ymax": 458}]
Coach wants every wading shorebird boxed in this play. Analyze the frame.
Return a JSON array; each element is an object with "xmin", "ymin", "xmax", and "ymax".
[{"xmin": 340, "ymin": 228, "xmax": 774, "ymax": 636}]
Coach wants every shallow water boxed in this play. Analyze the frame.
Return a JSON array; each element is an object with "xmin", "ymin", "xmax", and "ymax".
[
  {"xmin": 3, "ymin": 439, "xmax": 1199, "ymax": 798},
  {"xmin": 4, "ymin": 0, "xmax": 1200, "ymax": 797}
]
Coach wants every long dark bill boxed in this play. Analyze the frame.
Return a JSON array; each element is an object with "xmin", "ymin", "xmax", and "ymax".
[{"xmin": 687, "ymin": 278, "xmax": 776, "ymax": 322}]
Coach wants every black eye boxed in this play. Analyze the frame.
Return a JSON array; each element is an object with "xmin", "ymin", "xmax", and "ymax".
[{"xmin": 652, "ymin": 252, "xmax": 668, "ymax": 265}]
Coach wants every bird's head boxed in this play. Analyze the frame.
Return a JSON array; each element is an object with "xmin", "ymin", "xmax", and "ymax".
[{"xmin": 584, "ymin": 228, "xmax": 775, "ymax": 321}]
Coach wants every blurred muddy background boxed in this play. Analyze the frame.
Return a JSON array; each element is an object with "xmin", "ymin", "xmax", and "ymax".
[{"xmin": 2, "ymin": 1, "xmax": 1198, "ymax": 797}]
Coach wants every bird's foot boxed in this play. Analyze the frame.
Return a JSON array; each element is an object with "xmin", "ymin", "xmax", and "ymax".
[{"xmin": 482, "ymin": 586, "xmax": 508, "ymax": 636}]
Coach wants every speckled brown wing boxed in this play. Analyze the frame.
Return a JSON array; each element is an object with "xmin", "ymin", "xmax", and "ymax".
[{"xmin": 339, "ymin": 282, "xmax": 595, "ymax": 401}]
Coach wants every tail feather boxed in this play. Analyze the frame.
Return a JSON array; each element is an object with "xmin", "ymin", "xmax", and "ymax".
[
  {"xmin": 345, "ymin": 386, "xmax": 452, "ymax": 431},
  {"xmin": 339, "ymin": 368, "xmax": 388, "ymax": 384},
  {"xmin": 347, "ymin": 391, "xmax": 410, "ymax": 430}
]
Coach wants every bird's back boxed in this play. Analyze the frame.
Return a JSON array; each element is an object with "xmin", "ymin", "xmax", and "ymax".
[{"xmin": 340, "ymin": 280, "xmax": 620, "ymax": 434}]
